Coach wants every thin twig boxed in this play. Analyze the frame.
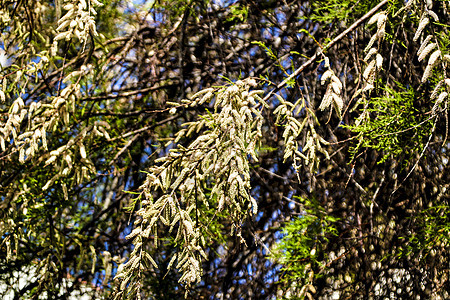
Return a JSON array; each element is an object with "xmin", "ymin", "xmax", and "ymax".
[
  {"xmin": 82, "ymin": 84, "xmax": 177, "ymax": 101},
  {"xmin": 108, "ymin": 115, "xmax": 178, "ymax": 142},
  {"xmin": 390, "ymin": 117, "xmax": 437, "ymax": 197}
]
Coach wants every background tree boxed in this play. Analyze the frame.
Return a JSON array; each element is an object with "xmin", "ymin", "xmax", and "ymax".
[{"xmin": 0, "ymin": 0, "xmax": 449, "ymax": 299}]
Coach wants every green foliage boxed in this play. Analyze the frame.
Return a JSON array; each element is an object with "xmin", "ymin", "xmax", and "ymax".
[
  {"xmin": 347, "ymin": 84, "xmax": 434, "ymax": 164},
  {"xmin": 270, "ymin": 196, "xmax": 338, "ymax": 299},
  {"xmin": 400, "ymin": 205, "xmax": 450, "ymax": 258},
  {"xmin": 309, "ymin": 0, "xmax": 379, "ymax": 24},
  {"xmin": 227, "ymin": 4, "xmax": 248, "ymax": 23},
  {"xmin": 252, "ymin": 41, "xmax": 277, "ymax": 61}
]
